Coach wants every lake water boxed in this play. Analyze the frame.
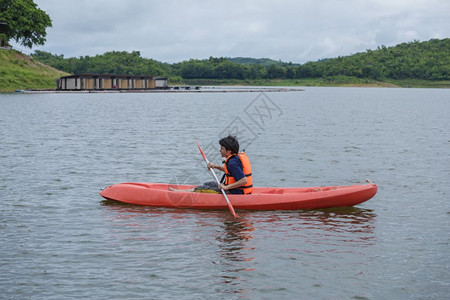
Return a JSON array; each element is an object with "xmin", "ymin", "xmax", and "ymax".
[{"xmin": 1, "ymin": 88, "xmax": 449, "ymax": 299}]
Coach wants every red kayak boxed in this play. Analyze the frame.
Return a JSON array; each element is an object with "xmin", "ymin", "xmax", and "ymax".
[{"xmin": 100, "ymin": 182, "xmax": 377, "ymax": 210}]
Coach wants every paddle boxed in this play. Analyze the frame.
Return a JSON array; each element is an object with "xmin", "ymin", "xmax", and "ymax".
[{"xmin": 196, "ymin": 141, "xmax": 238, "ymax": 218}]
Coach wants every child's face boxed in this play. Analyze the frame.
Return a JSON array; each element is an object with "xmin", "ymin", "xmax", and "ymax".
[{"xmin": 220, "ymin": 146, "xmax": 230, "ymax": 158}]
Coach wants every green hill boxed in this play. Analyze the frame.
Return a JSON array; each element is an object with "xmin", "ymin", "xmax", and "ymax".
[
  {"xmin": 31, "ymin": 50, "xmax": 168, "ymax": 77},
  {"xmin": 227, "ymin": 57, "xmax": 299, "ymax": 66},
  {"xmin": 0, "ymin": 49, "xmax": 69, "ymax": 92},
  {"xmin": 298, "ymin": 39, "xmax": 450, "ymax": 81},
  {"xmin": 20, "ymin": 38, "xmax": 450, "ymax": 89}
]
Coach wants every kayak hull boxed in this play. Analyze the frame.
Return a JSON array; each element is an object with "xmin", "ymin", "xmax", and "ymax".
[{"xmin": 100, "ymin": 182, "xmax": 377, "ymax": 210}]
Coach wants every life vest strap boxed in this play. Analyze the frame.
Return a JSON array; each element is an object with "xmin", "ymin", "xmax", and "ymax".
[{"xmin": 224, "ymin": 172, "xmax": 252, "ymax": 177}]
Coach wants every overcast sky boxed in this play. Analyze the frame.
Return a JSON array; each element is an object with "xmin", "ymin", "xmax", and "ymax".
[{"xmin": 15, "ymin": 0, "xmax": 450, "ymax": 63}]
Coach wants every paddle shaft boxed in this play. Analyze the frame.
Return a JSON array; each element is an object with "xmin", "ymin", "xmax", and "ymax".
[{"xmin": 196, "ymin": 142, "xmax": 237, "ymax": 218}]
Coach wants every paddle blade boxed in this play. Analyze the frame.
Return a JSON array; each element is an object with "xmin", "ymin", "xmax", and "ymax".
[
  {"xmin": 226, "ymin": 199, "xmax": 238, "ymax": 218},
  {"xmin": 196, "ymin": 141, "xmax": 207, "ymax": 161}
]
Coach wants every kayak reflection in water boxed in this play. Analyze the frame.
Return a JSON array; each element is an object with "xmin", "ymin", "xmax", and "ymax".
[{"xmin": 170, "ymin": 136, "xmax": 253, "ymax": 194}]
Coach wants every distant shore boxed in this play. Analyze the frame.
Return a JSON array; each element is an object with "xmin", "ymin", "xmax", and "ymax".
[
  {"xmin": 181, "ymin": 78, "xmax": 450, "ymax": 89},
  {"xmin": 3, "ymin": 79, "xmax": 450, "ymax": 94},
  {"xmin": 5, "ymin": 78, "xmax": 450, "ymax": 94}
]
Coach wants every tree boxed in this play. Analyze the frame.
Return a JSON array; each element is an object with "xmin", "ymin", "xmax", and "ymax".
[{"xmin": 0, "ymin": 0, "xmax": 52, "ymax": 48}]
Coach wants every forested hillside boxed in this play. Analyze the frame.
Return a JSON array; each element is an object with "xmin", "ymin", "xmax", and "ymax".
[
  {"xmin": 297, "ymin": 39, "xmax": 449, "ymax": 80},
  {"xmin": 32, "ymin": 38, "xmax": 449, "ymax": 82},
  {"xmin": 31, "ymin": 50, "xmax": 169, "ymax": 77},
  {"xmin": 227, "ymin": 57, "xmax": 297, "ymax": 66}
]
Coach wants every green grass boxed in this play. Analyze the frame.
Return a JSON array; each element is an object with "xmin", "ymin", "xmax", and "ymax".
[
  {"xmin": 382, "ymin": 79, "xmax": 450, "ymax": 88},
  {"xmin": 0, "ymin": 49, "xmax": 69, "ymax": 92},
  {"xmin": 183, "ymin": 76, "xmax": 450, "ymax": 88}
]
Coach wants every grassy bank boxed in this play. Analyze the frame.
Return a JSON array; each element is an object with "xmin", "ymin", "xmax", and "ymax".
[
  {"xmin": 0, "ymin": 49, "xmax": 69, "ymax": 92},
  {"xmin": 183, "ymin": 76, "xmax": 450, "ymax": 88}
]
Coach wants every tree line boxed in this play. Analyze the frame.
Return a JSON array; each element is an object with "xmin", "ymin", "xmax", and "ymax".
[
  {"xmin": 32, "ymin": 38, "xmax": 450, "ymax": 81},
  {"xmin": 31, "ymin": 50, "xmax": 168, "ymax": 77}
]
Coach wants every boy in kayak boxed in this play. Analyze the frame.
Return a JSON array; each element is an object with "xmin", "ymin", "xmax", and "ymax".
[{"xmin": 171, "ymin": 136, "xmax": 253, "ymax": 194}]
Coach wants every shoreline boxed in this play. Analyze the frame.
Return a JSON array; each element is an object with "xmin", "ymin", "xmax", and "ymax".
[
  {"xmin": 14, "ymin": 86, "xmax": 306, "ymax": 94},
  {"xmin": 4, "ymin": 80, "xmax": 450, "ymax": 94}
]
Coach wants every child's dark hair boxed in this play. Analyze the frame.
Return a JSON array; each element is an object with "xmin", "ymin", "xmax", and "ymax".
[{"xmin": 219, "ymin": 136, "xmax": 239, "ymax": 154}]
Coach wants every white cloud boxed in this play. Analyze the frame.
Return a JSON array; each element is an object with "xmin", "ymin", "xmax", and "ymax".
[{"xmin": 14, "ymin": 0, "xmax": 449, "ymax": 63}]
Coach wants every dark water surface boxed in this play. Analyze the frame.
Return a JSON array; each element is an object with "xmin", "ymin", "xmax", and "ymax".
[{"xmin": 1, "ymin": 88, "xmax": 449, "ymax": 299}]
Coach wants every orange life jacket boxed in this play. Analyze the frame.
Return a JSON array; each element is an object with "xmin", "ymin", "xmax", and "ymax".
[{"xmin": 223, "ymin": 152, "xmax": 253, "ymax": 194}]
